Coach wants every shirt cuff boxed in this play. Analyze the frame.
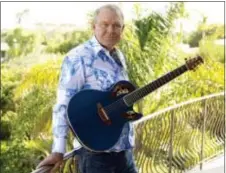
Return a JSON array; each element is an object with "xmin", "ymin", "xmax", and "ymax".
[{"xmin": 52, "ymin": 137, "xmax": 67, "ymax": 154}]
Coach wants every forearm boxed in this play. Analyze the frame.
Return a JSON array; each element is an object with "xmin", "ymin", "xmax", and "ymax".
[
  {"xmin": 51, "ymin": 55, "xmax": 85, "ymax": 154},
  {"xmin": 52, "ymin": 104, "xmax": 69, "ymax": 154}
]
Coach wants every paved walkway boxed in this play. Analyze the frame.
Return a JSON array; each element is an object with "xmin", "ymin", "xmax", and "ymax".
[{"xmin": 186, "ymin": 154, "xmax": 224, "ymax": 173}]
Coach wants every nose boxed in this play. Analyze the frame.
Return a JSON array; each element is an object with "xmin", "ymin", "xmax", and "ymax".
[{"xmin": 107, "ymin": 25, "xmax": 114, "ymax": 33}]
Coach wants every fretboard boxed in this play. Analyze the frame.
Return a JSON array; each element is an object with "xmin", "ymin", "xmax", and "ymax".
[{"xmin": 124, "ymin": 64, "xmax": 188, "ymax": 106}]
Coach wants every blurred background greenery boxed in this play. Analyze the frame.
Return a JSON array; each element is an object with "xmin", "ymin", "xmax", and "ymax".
[{"xmin": 0, "ymin": 2, "xmax": 224, "ymax": 173}]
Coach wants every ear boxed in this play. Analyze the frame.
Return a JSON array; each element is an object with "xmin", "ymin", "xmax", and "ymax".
[
  {"xmin": 92, "ymin": 22, "xmax": 96, "ymax": 30},
  {"xmin": 121, "ymin": 24, "xmax": 125, "ymax": 32}
]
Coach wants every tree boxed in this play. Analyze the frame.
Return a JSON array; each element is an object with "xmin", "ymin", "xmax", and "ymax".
[
  {"xmin": 4, "ymin": 28, "xmax": 36, "ymax": 57},
  {"xmin": 16, "ymin": 9, "xmax": 30, "ymax": 26}
]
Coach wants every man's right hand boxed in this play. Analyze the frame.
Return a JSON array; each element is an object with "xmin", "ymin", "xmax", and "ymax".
[{"xmin": 36, "ymin": 152, "xmax": 64, "ymax": 173}]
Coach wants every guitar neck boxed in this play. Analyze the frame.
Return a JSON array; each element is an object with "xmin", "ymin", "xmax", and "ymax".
[{"xmin": 124, "ymin": 64, "xmax": 188, "ymax": 106}]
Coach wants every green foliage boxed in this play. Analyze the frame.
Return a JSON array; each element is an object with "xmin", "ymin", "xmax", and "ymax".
[
  {"xmin": 0, "ymin": 120, "xmax": 11, "ymax": 140},
  {"xmin": 187, "ymin": 24, "xmax": 224, "ymax": 47},
  {"xmin": 0, "ymin": 140, "xmax": 41, "ymax": 173},
  {"xmin": 167, "ymin": 2, "xmax": 187, "ymax": 20},
  {"xmin": 199, "ymin": 38, "xmax": 224, "ymax": 63},
  {"xmin": 46, "ymin": 30, "xmax": 91, "ymax": 54},
  {"xmin": 201, "ymin": 24, "xmax": 225, "ymax": 39},
  {"xmin": 1, "ymin": 65, "xmax": 23, "ymax": 140},
  {"xmin": 134, "ymin": 11, "xmax": 171, "ymax": 51},
  {"xmin": 3, "ymin": 27, "xmax": 37, "ymax": 57},
  {"xmin": 0, "ymin": 54, "xmax": 63, "ymax": 171},
  {"xmin": 12, "ymin": 57, "xmax": 64, "ymax": 140},
  {"xmin": 1, "ymin": 83, "xmax": 16, "ymax": 114},
  {"xmin": 13, "ymin": 87, "xmax": 55, "ymax": 140},
  {"xmin": 186, "ymin": 31, "xmax": 203, "ymax": 47},
  {"xmin": 1, "ymin": 2, "xmax": 224, "ymax": 172},
  {"xmin": 1, "ymin": 66, "xmax": 21, "ymax": 114},
  {"xmin": 120, "ymin": 2, "xmax": 188, "ymax": 114},
  {"xmin": 15, "ymin": 57, "xmax": 62, "ymax": 96}
]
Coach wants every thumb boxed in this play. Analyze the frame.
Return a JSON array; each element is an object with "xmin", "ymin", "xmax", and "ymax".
[{"xmin": 50, "ymin": 161, "xmax": 63, "ymax": 173}]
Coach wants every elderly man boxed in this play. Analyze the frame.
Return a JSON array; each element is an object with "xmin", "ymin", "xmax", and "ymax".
[{"xmin": 37, "ymin": 4, "xmax": 138, "ymax": 173}]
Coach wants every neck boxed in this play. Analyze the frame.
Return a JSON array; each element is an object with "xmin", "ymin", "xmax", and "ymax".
[
  {"xmin": 101, "ymin": 43, "xmax": 114, "ymax": 52},
  {"xmin": 95, "ymin": 36, "xmax": 115, "ymax": 52}
]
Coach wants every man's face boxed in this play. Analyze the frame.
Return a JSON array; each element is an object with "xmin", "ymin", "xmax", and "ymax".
[{"xmin": 93, "ymin": 8, "xmax": 124, "ymax": 50}]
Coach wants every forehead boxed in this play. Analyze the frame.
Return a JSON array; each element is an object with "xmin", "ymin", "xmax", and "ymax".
[{"xmin": 96, "ymin": 8, "xmax": 123, "ymax": 24}]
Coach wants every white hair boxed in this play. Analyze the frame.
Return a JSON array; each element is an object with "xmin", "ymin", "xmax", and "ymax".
[{"xmin": 93, "ymin": 4, "xmax": 124, "ymax": 24}]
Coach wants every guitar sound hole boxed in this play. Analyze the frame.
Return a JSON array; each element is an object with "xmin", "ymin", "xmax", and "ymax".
[{"xmin": 116, "ymin": 88, "xmax": 129, "ymax": 96}]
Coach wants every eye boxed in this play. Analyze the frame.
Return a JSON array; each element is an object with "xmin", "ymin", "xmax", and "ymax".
[
  {"xmin": 113, "ymin": 23, "xmax": 122, "ymax": 28},
  {"xmin": 100, "ymin": 23, "xmax": 108, "ymax": 28}
]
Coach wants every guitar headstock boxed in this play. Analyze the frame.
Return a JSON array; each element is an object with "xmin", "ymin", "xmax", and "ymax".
[{"xmin": 185, "ymin": 56, "xmax": 204, "ymax": 71}]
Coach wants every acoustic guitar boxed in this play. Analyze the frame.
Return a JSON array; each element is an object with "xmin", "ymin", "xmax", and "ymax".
[{"xmin": 67, "ymin": 56, "xmax": 204, "ymax": 152}]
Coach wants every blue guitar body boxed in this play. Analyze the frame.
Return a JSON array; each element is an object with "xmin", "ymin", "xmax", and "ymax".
[
  {"xmin": 67, "ymin": 80, "xmax": 143, "ymax": 152},
  {"xmin": 67, "ymin": 56, "xmax": 204, "ymax": 152}
]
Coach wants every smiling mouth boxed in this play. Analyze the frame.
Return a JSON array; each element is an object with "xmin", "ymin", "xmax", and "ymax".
[{"xmin": 105, "ymin": 37, "xmax": 117, "ymax": 40}]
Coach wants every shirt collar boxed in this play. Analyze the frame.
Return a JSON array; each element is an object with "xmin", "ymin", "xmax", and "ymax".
[
  {"xmin": 89, "ymin": 36, "xmax": 117, "ymax": 56},
  {"xmin": 89, "ymin": 36, "xmax": 125, "ymax": 68}
]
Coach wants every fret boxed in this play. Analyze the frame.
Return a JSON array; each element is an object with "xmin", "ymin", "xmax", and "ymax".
[{"xmin": 124, "ymin": 65, "xmax": 188, "ymax": 106}]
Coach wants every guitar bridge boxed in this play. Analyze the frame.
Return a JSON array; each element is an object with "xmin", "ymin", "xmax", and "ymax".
[{"xmin": 97, "ymin": 103, "xmax": 111, "ymax": 125}]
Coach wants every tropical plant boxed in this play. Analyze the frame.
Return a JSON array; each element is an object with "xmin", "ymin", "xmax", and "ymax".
[
  {"xmin": 46, "ymin": 30, "xmax": 92, "ymax": 54},
  {"xmin": 187, "ymin": 23, "xmax": 224, "ymax": 47},
  {"xmin": 3, "ymin": 28, "xmax": 36, "ymax": 57},
  {"xmin": 1, "ymin": 2, "xmax": 224, "ymax": 172}
]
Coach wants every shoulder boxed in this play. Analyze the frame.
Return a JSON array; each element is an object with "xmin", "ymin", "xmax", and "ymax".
[
  {"xmin": 65, "ymin": 40, "xmax": 94, "ymax": 62},
  {"xmin": 117, "ymin": 49, "xmax": 125, "ymax": 59},
  {"xmin": 67, "ymin": 41, "xmax": 92, "ymax": 57}
]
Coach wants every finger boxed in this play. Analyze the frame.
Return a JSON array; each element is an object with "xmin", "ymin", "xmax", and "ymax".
[
  {"xmin": 50, "ymin": 162, "xmax": 61, "ymax": 173},
  {"xmin": 59, "ymin": 162, "xmax": 65, "ymax": 172},
  {"xmin": 50, "ymin": 161, "xmax": 62, "ymax": 173},
  {"xmin": 37, "ymin": 160, "xmax": 54, "ymax": 169},
  {"xmin": 37, "ymin": 161, "xmax": 46, "ymax": 169}
]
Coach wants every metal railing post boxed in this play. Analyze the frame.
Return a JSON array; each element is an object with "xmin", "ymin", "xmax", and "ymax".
[
  {"xmin": 169, "ymin": 111, "xmax": 174, "ymax": 173},
  {"xmin": 200, "ymin": 99, "xmax": 207, "ymax": 170}
]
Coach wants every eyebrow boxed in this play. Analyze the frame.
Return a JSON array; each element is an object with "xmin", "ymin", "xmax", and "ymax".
[{"xmin": 99, "ymin": 21, "xmax": 122, "ymax": 25}]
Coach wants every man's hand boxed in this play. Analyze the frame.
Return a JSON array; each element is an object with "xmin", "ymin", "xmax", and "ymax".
[{"xmin": 37, "ymin": 152, "xmax": 64, "ymax": 173}]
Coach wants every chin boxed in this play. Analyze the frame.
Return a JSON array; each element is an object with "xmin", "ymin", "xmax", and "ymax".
[{"xmin": 105, "ymin": 40, "xmax": 118, "ymax": 46}]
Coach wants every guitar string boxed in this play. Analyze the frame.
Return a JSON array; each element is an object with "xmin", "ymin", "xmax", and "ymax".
[
  {"xmin": 104, "ymin": 97, "xmax": 124, "ymax": 113},
  {"xmin": 104, "ymin": 73, "xmax": 170, "ymax": 113},
  {"xmin": 104, "ymin": 65, "xmax": 187, "ymax": 113},
  {"xmin": 104, "ymin": 79, "xmax": 159, "ymax": 113}
]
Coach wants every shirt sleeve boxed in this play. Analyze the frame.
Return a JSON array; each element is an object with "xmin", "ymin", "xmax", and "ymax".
[{"xmin": 52, "ymin": 54, "xmax": 85, "ymax": 154}]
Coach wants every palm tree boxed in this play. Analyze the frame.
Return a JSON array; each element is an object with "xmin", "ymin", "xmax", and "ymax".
[{"xmin": 16, "ymin": 9, "xmax": 30, "ymax": 26}]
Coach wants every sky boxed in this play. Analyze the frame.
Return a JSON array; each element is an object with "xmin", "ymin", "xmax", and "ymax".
[{"xmin": 1, "ymin": 1, "xmax": 225, "ymax": 32}]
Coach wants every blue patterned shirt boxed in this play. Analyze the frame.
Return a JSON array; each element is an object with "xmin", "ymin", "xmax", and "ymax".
[{"xmin": 52, "ymin": 36, "xmax": 135, "ymax": 154}]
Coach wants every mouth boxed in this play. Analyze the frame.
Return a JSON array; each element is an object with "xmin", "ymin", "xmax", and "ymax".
[{"xmin": 105, "ymin": 37, "xmax": 117, "ymax": 40}]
